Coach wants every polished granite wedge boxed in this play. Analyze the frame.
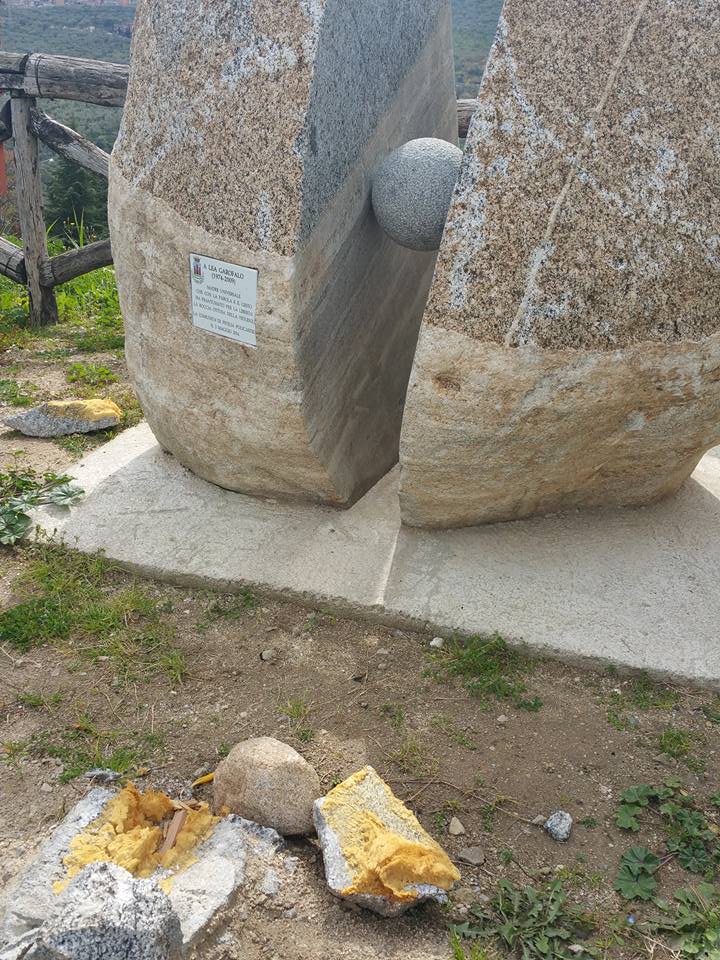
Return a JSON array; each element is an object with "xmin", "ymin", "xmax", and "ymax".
[
  {"xmin": 109, "ymin": 0, "xmax": 457, "ymax": 507},
  {"xmin": 400, "ymin": 0, "xmax": 720, "ymax": 528}
]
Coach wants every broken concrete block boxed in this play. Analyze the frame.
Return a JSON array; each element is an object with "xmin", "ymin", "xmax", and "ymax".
[
  {"xmin": 313, "ymin": 766, "xmax": 459, "ymax": 916},
  {"xmin": 400, "ymin": 0, "xmax": 720, "ymax": 527},
  {"xmin": 166, "ymin": 815, "xmax": 286, "ymax": 948},
  {"xmin": 109, "ymin": 0, "xmax": 457, "ymax": 507},
  {"xmin": 1, "ymin": 789, "xmax": 292, "ymax": 958},
  {"xmin": 22, "ymin": 862, "xmax": 182, "ymax": 960},
  {"xmin": 5, "ymin": 400, "xmax": 121, "ymax": 438},
  {"xmin": 1, "ymin": 788, "xmax": 114, "ymax": 945},
  {"xmin": 213, "ymin": 737, "xmax": 320, "ymax": 836}
]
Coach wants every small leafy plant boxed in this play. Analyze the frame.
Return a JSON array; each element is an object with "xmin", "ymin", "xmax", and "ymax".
[
  {"xmin": 451, "ymin": 880, "xmax": 598, "ymax": 959},
  {"xmin": 614, "ymin": 846, "xmax": 661, "ymax": 900},
  {"xmin": 0, "ymin": 466, "xmax": 83, "ymax": 545},
  {"xmin": 66, "ymin": 361, "xmax": 118, "ymax": 388},
  {"xmin": 615, "ymin": 781, "xmax": 719, "ymax": 883},
  {"xmin": 643, "ymin": 884, "xmax": 720, "ymax": 959}
]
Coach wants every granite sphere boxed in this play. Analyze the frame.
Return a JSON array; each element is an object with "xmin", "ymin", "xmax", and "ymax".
[{"xmin": 371, "ymin": 138, "xmax": 463, "ymax": 252}]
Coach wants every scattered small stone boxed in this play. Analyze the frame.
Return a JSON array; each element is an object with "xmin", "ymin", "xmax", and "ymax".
[
  {"xmin": 531, "ymin": 814, "xmax": 546, "ymax": 826},
  {"xmin": 213, "ymin": 737, "xmax": 321, "ymax": 835},
  {"xmin": 39, "ymin": 783, "xmax": 53, "ymax": 794},
  {"xmin": 359, "ymin": 701, "xmax": 369, "ymax": 709},
  {"xmin": 260, "ymin": 649, "xmax": 276, "ymax": 662},
  {"xmin": 448, "ymin": 816, "xmax": 466, "ymax": 836},
  {"xmin": 314, "ymin": 766, "xmax": 459, "ymax": 916},
  {"xmin": 458, "ymin": 846, "xmax": 485, "ymax": 866},
  {"xmin": 5, "ymin": 399, "xmax": 121, "ymax": 438},
  {"xmin": 538, "ymin": 866, "xmax": 553, "ymax": 877},
  {"xmin": 377, "ymin": 648, "xmax": 390, "ymax": 656},
  {"xmin": 351, "ymin": 672, "xmax": 367, "ymax": 682},
  {"xmin": 496, "ymin": 715, "xmax": 508, "ymax": 725},
  {"xmin": 429, "ymin": 637, "xmax": 445, "ymax": 649},
  {"xmin": 627, "ymin": 715, "xmax": 640, "ymax": 729},
  {"xmin": 545, "ymin": 811, "xmax": 573, "ymax": 842}
]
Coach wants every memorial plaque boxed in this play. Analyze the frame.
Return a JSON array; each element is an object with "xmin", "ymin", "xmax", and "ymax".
[{"xmin": 189, "ymin": 254, "xmax": 258, "ymax": 348}]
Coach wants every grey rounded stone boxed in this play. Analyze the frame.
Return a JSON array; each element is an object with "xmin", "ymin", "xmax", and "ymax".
[
  {"xmin": 213, "ymin": 737, "xmax": 321, "ymax": 835},
  {"xmin": 544, "ymin": 810, "xmax": 573, "ymax": 842},
  {"xmin": 371, "ymin": 138, "xmax": 463, "ymax": 251}
]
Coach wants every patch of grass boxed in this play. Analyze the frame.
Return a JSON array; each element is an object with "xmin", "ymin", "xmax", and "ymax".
[
  {"xmin": 659, "ymin": 725, "xmax": 704, "ymax": 771},
  {"xmin": 389, "ymin": 737, "xmax": 437, "ymax": 778},
  {"xmin": 280, "ymin": 697, "xmax": 310, "ymax": 722},
  {"xmin": 17, "ymin": 691, "xmax": 64, "ymax": 709},
  {"xmin": 24, "ymin": 716, "xmax": 163, "ymax": 782},
  {"xmin": 429, "ymin": 633, "xmax": 542, "ymax": 711},
  {"xmin": 279, "ymin": 696, "xmax": 314, "ymax": 743},
  {"xmin": 603, "ymin": 675, "xmax": 680, "ymax": 730},
  {"xmin": 430, "ymin": 713, "xmax": 477, "ymax": 750},
  {"xmin": 303, "ymin": 608, "xmax": 337, "ymax": 631},
  {"xmin": 1, "ymin": 543, "xmax": 186, "ymax": 684},
  {"xmin": 0, "ymin": 378, "xmax": 38, "ymax": 407},
  {"xmin": 579, "ymin": 816, "xmax": 599, "ymax": 829},
  {"xmin": 66, "ymin": 361, "xmax": 118, "ymax": 389},
  {"xmin": 380, "ymin": 701, "xmax": 405, "ymax": 729},
  {"xmin": 207, "ymin": 591, "xmax": 257, "ymax": 619}
]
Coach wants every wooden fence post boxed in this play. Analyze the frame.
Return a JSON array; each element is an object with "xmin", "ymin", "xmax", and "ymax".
[{"xmin": 10, "ymin": 93, "xmax": 58, "ymax": 326}]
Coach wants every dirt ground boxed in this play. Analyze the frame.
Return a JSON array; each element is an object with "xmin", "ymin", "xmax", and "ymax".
[
  {"xmin": 2, "ymin": 345, "xmax": 720, "ymax": 960},
  {"xmin": 2, "ymin": 554, "xmax": 720, "ymax": 958}
]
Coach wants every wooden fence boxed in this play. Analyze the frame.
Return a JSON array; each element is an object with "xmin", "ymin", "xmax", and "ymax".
[{"xmin": 0, "ymin": 50, "xmax": 477, "ymax": 327}]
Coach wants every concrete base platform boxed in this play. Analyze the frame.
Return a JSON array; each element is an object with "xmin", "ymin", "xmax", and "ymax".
[{"xmin": 37, "ymin": 424, "xmax": 720, "ymax": 688}]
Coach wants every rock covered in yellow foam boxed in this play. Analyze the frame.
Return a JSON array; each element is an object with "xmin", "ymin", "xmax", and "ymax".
[
  {"xmin": 313, "ymin": 766, "xmax": 460, "ymax": 916},
  {"xmin": 45, "ymin": 399, "xmax": 122, "ymax": 422},
  {"xmin": 55, "ymin": 784, "xmax": 218, "ymax": 893}
]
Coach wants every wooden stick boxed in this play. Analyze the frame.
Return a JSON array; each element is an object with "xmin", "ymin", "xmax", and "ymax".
[
  {"xmin": 19, "ymin": 54, "xmax": 128, "ymax": 107},
  {"xmin": 0, "ymin": 236, "xmax": 26, "ymax": 283},
  {"xmin": 157, "ymin": 809, "xmax": 187, "ymax": 856},
  {"xmin": 31, "ymin": 109, "xmax": 109, "ymax": 178},
  {"xmin": 40, "ymin": 238, "xmax": 113, "ymax": 287},
  {"xmin": 10, "ymin": 94, "xmax": 57, "ymax": 326}
]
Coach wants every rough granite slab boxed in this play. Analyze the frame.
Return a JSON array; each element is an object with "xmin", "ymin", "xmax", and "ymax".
[
  {"xmin": 399, "ymin": 0, "xmax": 720, "ymax": 527},
  {"xmin": 0, "ymin": 789, "xmax": 113, "ymax": 946},
  {"xmin": 110, "ymin": 0, "xmax": 457, "ymax": 508}
]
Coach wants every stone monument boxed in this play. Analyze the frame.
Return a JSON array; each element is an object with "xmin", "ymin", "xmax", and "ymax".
[
  {"xmin": 109, "ymin": 0, "xmax": 456, "ymax": 506},
  {"xmin": 400, "ymin": 0, "xmax": 720, "ymax": 527}
]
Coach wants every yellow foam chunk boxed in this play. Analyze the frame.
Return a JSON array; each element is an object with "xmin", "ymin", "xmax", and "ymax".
[
  {"xmin": 54, "ymin": 784, "xmax": 218, "ymax": 894},
  {"xmin": 45, "ymin": 399, "xmax": 122, "ymax": 422},
  {"xmin": 320, "ymin": 767, "xmax": 460, "ymax": 902}
]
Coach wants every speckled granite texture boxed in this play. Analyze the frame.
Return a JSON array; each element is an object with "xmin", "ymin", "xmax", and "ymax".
[
  {"xmin": 400, "ymin": 0, "xmax": 720, "ymax": 528},
  {"xmin": 428, "ymin": 0, "xmax": 720, "ymax": 349},
  {"xmin": 111, "ymin": 0, "xmax": 456, "ymax": 506}
]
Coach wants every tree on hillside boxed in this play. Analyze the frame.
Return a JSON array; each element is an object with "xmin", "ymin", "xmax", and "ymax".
[{"xmin": 43, "ymin": 157, "xmax": 108, "ymax": 244}]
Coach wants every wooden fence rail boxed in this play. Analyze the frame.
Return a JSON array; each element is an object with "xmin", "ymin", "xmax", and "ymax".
[{"xmin": 0, "ymin": 50, "xmax": 477, "ymax": 327}]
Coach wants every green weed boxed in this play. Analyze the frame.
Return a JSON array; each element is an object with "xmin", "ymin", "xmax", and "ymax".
[
  {"xmin": 451, "ymin": 880, "xmax": 598, "ymax": 959},
  {"xmin": 429, "ymin": 633, "xmax": 542, "ymax": 711},
  {"xmin": 0, "ymin": 378, "xmax": 38, "ymax": 407},
  {"xmin": 0, "ymin": 544, "xmax": 186, "ymax": 684},
  {"xmin": 66, "ymin": 361, "xmax": 118, "ymax": 389},
  {"xmin": 380, "ymin": 702, "xmax": 405, "ymax": 729}
]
